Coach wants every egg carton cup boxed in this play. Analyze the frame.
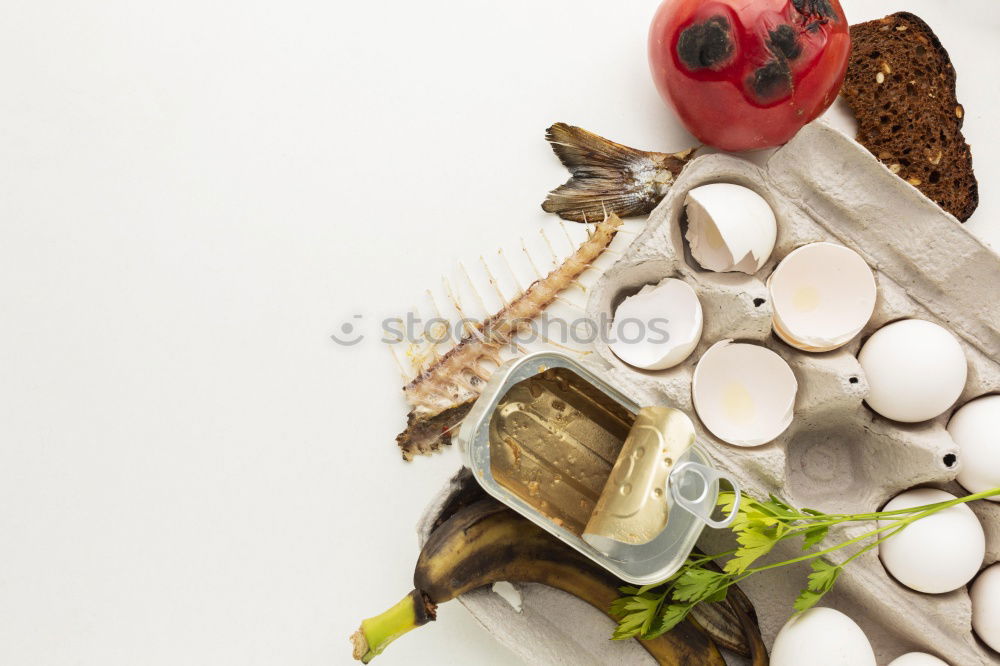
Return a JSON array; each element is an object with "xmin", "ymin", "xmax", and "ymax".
[{"xmin": 417, "ymin": 121, "xmax": 1000, "ymax": 664}]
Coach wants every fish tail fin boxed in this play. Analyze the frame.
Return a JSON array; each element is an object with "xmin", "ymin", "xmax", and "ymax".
[{"xmin": 541, "ymin": 123, "xmax": 695, "ymax": 222}]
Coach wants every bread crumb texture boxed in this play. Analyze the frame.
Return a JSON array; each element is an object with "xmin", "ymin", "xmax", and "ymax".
[{"xmin": 841, "ymin": 12, "xmax": 978, "ymax": 221}]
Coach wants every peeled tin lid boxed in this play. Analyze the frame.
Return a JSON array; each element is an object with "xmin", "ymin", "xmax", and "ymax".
[
  {"xmin": 583, "ymin": 407, "xmax": 694, "ymax": 547},
  {"xmin": 583, "ymin": 406, "xmax": 740, "ymax": 554}
]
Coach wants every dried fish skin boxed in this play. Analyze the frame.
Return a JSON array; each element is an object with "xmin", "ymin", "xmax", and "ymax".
[
  {"xmin": 542, "ymin": 123, "xmax": 695, "ymax": 222},
  {"xmin": 396, "ymin": 403, "xmax": 473, "ymax": 462},
  {"xmin": 396, "ymin": 214, "xmax": 623, "ymax": 460}
]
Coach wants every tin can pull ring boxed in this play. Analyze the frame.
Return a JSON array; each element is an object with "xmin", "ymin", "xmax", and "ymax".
[{"xmin": 669, "ymin": 461, "xmax": 740, "ymax": 529}]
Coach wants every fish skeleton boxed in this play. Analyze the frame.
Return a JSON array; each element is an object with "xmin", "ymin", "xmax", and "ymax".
[{"xmin": 396, "ymin": 213, "xmax": 623, "ymax": 460}]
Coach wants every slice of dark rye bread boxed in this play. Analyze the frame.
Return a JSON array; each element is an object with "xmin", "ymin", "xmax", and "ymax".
[{"xmin": 841, "ymin": 12, "xmax": 978, "ymax": 221}]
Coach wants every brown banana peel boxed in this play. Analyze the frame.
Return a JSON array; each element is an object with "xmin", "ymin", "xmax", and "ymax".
[{"xmin": 352, "ymin": 499, "xmax": 766, "ymax": 664}]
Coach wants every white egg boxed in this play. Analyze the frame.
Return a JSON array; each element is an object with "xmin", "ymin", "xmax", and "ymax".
[
  {"xmin": 947, "ymin": 395, "xmax": 1000, "ymax": 501},
  {"xmin": 887, "ymin": 653, "xmax": 950, "ymax": 666},
  {"xmin": 858, "ymin": 319, "xmax": 967, "ymax": 422},
  {"xmin": 971, "ymin": 563, "xmax": 1000, "ymax": 652},
  {"xmin": 878, "ymin": 488, "xmax": 984, "ymax": 593},
  {"xmin": 768, "ymin": 242, "xmax": 876, "ymax": 352},
  {"xmin": 608, "ymin": 278, "xmax": 702, "ymax": 371},
  {"xmin": 684, "ymin": 183, "xmax": 777, "ymax": 274},
  {"xmin": 770, "ymin": 607, "xmax": 876, "ymax": 666},
  {"xmin": 691, "ymin": 340, "xmax": 797, "ymax": 447}
]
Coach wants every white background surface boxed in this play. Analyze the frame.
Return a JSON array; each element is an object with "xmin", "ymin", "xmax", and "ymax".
[{"xmin": 1, "ymin": 1, "xmax": 998, "ymax": 664}]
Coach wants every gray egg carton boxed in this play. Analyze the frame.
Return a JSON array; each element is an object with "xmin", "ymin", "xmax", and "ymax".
[
  {"xmin": 418, "ymin": 121, "xmax": 1000, "ymax": 665},
  {"xmin": 582, "ymin": 121, "xmax": 1000, "ymax": 664}
]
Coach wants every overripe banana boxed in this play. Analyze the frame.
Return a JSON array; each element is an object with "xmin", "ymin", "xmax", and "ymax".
[
  {"xmin": 351, "ymin": 499, "xmax": 766, "ymax": 664},
  {"xmin": 689, "ymin": 563, "xmax": 768, "ymax": 662}
]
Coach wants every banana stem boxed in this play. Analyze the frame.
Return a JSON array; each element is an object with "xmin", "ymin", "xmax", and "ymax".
[{"xmin": 351, "ymin": 589, "xmax": 437, "ymax": 663}]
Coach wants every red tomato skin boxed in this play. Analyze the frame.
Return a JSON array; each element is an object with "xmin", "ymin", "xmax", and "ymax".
[{"xmin": 649, "ymin": 0, "xmax": 850, "ymax": 151}]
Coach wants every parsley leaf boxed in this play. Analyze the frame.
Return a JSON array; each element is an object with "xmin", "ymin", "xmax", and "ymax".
[
  {"xmin": 806, "ymin": 559, "xmax": 841, "ymax": 592},
  {"xmin": 724, "ymin": 527, "xmax": 776, "ymax": 574},
  {"xmin": 672, "ymin": 568, "xmax": 726, "ymax": 603},
  {"xmin": 793, "ymin": 559, "xmax": 841, "ymax": 612},
  {"xmin": 643, "ymin": 604, "xmax": 691, "ymax": 638},
  {"xmin": 801, "ymin": 523, "xmax": 829, "ymax": 550},
  {"xmin": 610, "ymin": 595, "xmax": 660, "ymax": 639}
]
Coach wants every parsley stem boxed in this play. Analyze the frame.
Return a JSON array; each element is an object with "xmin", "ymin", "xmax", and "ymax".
[
  {"xmin": 733, "ymin": 486, "xmax": 999, "ymax": 577},
  {"xmin": 787, "ymin": 486, "xmax": 1000, "ymax": 523},
  {"xmin": 617, "ymin": 486, "xmax": 1000, "ymax": 641},
  {"xmin": 840, "ymin": 524, "xmax": 907, "ymax": 567},
  {"xmin": 740, "ymin": 523, "xmax": 894, "ymax": 577},
  {"xmin": 686, "ymin": 549, "xmax": 737, "ymax": 566}
]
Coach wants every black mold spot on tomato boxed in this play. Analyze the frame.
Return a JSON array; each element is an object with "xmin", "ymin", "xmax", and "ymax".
[
  {"xmin": 769, "ymin": 24, "xmax": 802, "ymax": 60},
  {"xmin": 750, "ymin": 60, "xmax": 793, "ymax": 103},
  {"xmin": 804, "ymin": 18, "xmax": 829, "ymax": 33},
  {"xmin": 677, "ymin": 16, "xmax": 734, "ymax": 71},
  {"xmin": 792, "ymin": 0, "xmax": 835, "ymax": 21}
]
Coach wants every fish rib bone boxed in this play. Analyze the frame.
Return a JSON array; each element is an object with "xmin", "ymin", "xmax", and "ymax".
[{"xmin": 396, "ymin": 214, "xmax": 623, "ymax": 459}]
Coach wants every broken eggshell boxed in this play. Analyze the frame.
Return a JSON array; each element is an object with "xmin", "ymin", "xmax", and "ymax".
[
  {"xmin": 608, "ymin": 278, "xmax": 703, "ymax": 371},
  {"xmin": 684, "ymin": 183, "xmax": 777, "ymax": 274},
  {"xmin": 768, "ymin": 242, "xmax": 877, "ymax": 352},
  {"xmin": 691, "ymin": 340, "xmax": 797, "ymax": 447}
]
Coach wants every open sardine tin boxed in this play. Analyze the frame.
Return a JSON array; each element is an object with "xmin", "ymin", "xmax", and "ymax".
[{"xmin": 457, "ymin": 351, "xmax": 739, "ymax": 585}]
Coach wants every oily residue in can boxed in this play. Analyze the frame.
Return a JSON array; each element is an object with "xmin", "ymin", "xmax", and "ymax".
[{"xmin": 487, "ymin": 367, "xmax": 634, "ymax": 535}]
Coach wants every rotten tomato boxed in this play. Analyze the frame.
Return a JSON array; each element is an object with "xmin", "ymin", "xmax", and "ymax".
[{"xmin": 649, "ymin": 0, "xmax": 850, "ymax": 151}]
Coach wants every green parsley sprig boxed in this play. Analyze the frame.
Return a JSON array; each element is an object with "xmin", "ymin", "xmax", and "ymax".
[{"xmin": 610, "ymin": 486, "xmax": 1000, "ymax": 640}]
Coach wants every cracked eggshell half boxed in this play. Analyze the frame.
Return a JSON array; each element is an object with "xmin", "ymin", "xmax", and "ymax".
[
  {"xmin": 878, "ymin": 488, "xmax": 985, "ymax": 594},
  {"xmin": 692, "ymin": 340, "xmax": 797, "ymax": 447},
  {"xmin": 858, "ymin": 319, "xmax": 968, "ymax": 423},
  {"xmin": 768, "ymin": 242, "xmax": 876, "ymax": 352},
  {"xmin": 684, "ymin": 183, "xmax": 777, "ymax": 274},
  {"xmin": 608, "ymin": 279, "xmax": 703, "ymax": 371}
]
